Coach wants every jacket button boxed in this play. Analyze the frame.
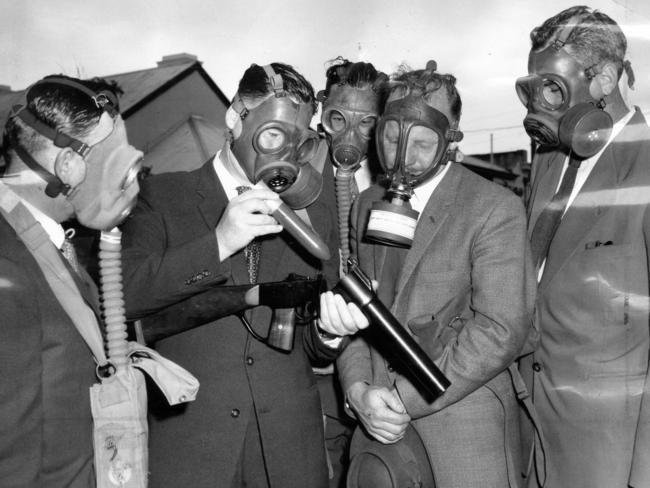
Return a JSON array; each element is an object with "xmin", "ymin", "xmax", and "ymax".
[
  {"xmin": 532, "ymin": 362, "xmax": 542, "ymax": 372},
  {"xmin": 246, "ymin": 357, "xmax": 254, "ymax": 365},
  {"xmin": 231, "ymin": 408, "xmax": 240, "ymax": 418}
]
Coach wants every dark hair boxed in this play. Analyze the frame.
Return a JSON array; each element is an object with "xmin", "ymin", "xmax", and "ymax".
[
  {"xmin": 389, "ymin": 62, "xmax": 462, "ymax": 122},
  {"xmin": 530, "ymin": 6, "xmax": 627, "ymax": 78},
  {"xmin": 237, "ymin": 62, "xmax": 317, "ymax": 113},
  {"xmin": 322, "ymin": 57, "xmax": 388, "ymax": 105},
  {"xmin": 3, "ymin": 74, "xmax": 122, "ymax": 161}
]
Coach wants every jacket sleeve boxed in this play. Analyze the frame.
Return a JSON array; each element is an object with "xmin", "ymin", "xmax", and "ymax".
[
  {"xmin": 121, "ymin": 182, "xmax": 231, "ymax": 318},
  {"xmin": 397, "ymin": 194, "xmax": 536, "ymax": 418}
]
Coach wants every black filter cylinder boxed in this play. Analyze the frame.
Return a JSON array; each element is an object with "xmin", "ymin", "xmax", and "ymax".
[{"xmin": 335, "ymin": 264, "xmax": 450, "ymax": 400}]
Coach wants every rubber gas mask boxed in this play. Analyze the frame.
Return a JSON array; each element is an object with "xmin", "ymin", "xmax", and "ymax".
[
  {"xmin": 227, "ymin": 65, "xmax": 321, "ymax": 209},
  {"xmin": 66, "ymin": 115, "xmax": 143, "ymax": 230},
  {"xmin": 365, "ymin": 94, "xmax": 462, "ymax": 247},
  {"xmin": 320, "ymin": 84, "xmax": 380, "ymax": 170},
  {"xmin": 515, "ymin": 23, "xmax": 613, "ymax": 158},
  {"xmin": 10, "ymin": 78, "xmax": 143, "ymax": 230}
]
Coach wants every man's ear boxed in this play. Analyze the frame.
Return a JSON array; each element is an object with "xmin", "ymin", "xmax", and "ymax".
[
  {"xmin": 590, "ymin": 62, "xmax": 619, "ymax": 99},
  {"xmin": 54, "ymin": 147, "xmax": 86, "ymax": 188}
]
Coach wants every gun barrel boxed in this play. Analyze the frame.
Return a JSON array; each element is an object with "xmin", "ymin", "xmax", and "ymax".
[{"xmin": 336, "ymin": 268, "xmax": 450, "ymax": 400}]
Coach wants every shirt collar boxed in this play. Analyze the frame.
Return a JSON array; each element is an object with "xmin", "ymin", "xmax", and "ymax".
[
  {"xmin": 213, "ymin": 148, "xmax": 253, "ymax": 200},
  {"xmin": 410, "ymin": 161, "xmax": 452, "ymax": 216},
  {"xmin": 20, "ymin": 198, "xmax": 66, "ymax": 248}
]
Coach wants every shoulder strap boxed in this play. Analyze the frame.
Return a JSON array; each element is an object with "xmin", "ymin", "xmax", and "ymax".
[{"xmin": 0, "ymin": 181, "xmax": 107, "ymax": 365}]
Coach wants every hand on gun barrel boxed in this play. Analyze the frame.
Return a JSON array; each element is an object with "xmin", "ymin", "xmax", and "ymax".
[{"xmin": 333, "ymin": 258, "xmax": 451, "ymax": 401}]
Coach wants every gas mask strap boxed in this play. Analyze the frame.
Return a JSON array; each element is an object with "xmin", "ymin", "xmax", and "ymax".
[
  {"xmin": 10, "ymin": 104, "xmax": 90, "ymax": 197},
  {"xmin": 231, "ymin": 95, "xmax": 249, "ymax": 120},
  {"xmin": 29, "ymin": 76, "xmax": 119, "ymax": 117},
  {"xmin": 551, "ymin": 14, "xmax": 583, "ymax": 51},
  {"xmin": 12, "ymin": 143, "xmax": 71, "ymax": 197},
  {"xmin": 14, "ymin": 105, "xmax": 91, "ymax": 158},
  {"xmin": 263, "ymin": 65, "xmax": 286, "ymax": 98}
]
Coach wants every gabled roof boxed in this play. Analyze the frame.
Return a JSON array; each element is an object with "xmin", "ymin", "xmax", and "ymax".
[
  {"xmin": 145, "ymin": 115, "xmax": 224, "ymax": 174},
  {"xmin": 0, "ymin": 54, "xmax": 230, "ymax": 133},
  {"xmin": 108, "ymin": 59, "xmax": 230, "ymax": 117}
]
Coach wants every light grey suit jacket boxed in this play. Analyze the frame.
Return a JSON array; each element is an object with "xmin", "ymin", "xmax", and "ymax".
[
  {"xmin": 523, "ymin": 108, "xmax": 650, "ymax": 488},
  {"xmin": 338, "ymin": 163, "xmax": 536, "ymax": 488}
]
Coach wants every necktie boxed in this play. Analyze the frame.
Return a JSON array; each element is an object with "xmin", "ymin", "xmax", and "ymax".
[
  {"xmin": 61, "ymin": 237, "xmax": 81, "ymax": 274},
  {"xmin": 350, "ymin": 176, "xmax": 359, "ymax": 202},
  {"xmin": 530, "ymin": 156, "xmax": 582, "ymax": 271},
  {"xmin": 236, "ymin": 186, "xmax": 261, "ymax": 284}
]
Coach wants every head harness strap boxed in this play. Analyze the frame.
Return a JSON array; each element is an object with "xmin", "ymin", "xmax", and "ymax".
[
  {"xmin": 263, "ymin": 64, "xmax": 286, "ymax": 98},
  {"xmin": 6, "ymin": 77, "xmax": 119, "ymax": 197},
  {"xmin": 13, "ymin": 105, "xmax": 91, "ymax": 158}
]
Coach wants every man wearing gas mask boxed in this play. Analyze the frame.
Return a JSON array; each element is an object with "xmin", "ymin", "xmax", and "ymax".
[
  {"xmin": 331, "ymin": 62, "xmax": 535, "ymax": 488},
  {"xmin": 318, "ymin": 57, "xmax": 387, "ymax": 269},
  {"xmin": 0, "ymin": 75, "xmax": 142, "ymax": 486},
  {"xmin": 517, "ymin": 6, "xmax": 650, "ymax": 488},
  {"xmin": 120, "ymin": 62, "xmax": 366, "ymax": 488},
  {"xmin": 311, "ymin": 57, "xmax": 388, "ymax": 488}
]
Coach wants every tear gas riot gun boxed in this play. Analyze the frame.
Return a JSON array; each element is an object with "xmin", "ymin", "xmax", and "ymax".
[
  {"xmin": 239, "ymin": 273, "xmax": 326, "ymax": 352},
  {"xmin": 333, "ymin": 258, "xmax": 450, "ymax": 400},
  {"xmin": 133, "ymin": 274, "xmax": 325, "ymax": 350}
]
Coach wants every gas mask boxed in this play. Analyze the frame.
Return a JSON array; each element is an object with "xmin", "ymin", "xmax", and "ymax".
[
  {"xmin": 319, "ymin": 82, "xmax": 382, "ymax": 270},
  {"xmin": 227, "ymin": 65, "xmax": 321, "ymax": 209},
  {"xmin": 320, "ymin": 84, "xmax": 381, "ymax": 170},
  {"xmin": 515, "ymin": 23, "xmax": 613, "ymax": 159},
  {"xmin": 10, "ymin": 77, "xmax": 143, "ymax": 230},
  {"xmin": 66, "ymin": 116, "xmax": 143, "ymax": 230},
  {"xmin": 365, "ymin": 94, "xmax": 463, "ymax": 247}
]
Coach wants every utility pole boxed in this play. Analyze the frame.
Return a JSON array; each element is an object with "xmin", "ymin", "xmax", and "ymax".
[{"xmin": 490, "ymin": 133, "xmax": 494, "ymax": 165}]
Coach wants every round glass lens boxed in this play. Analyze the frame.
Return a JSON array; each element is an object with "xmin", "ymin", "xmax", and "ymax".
[{"xmin": 257, "ymin": 127, "xmax": 286, "ymax": 152}]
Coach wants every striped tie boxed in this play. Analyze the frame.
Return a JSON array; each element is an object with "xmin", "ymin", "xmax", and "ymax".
[{"xmin": 236, "ymin": 186, "xmax": 261, "ymax": 284}]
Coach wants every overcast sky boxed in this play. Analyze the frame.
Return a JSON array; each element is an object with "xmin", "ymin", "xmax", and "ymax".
[{"xmin": 2, "ymin": 0, "xmax": 649, "ymax": 157}]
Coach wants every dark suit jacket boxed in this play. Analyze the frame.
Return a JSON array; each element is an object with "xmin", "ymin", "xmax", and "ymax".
[
  {"xmin": 121, "ymin": 158, "xmax": 340, "ymax": 487},
  {"xmin": 523, "ymin": 108, "xmax": 650, "ymax": 488},
  {"xmin": 0, "ymin": 213, "xmax": 98, "ymax": 487},
  {"xmin": 338, "ymin": 164, "xmax": 536, "ymax": 487}
]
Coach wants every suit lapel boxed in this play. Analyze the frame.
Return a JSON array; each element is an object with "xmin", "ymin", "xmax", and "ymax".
[
  {"xmin": 527, "ymin": 151, "xmax": 566, "ymax": 237},
  {"xmin": 197, "ymin": 159, "xmax": 227, "ymax": 231},
  {"xmin": 538, "ymin": 109, "xmax": 647, "ymax": 290},
  {"xmin": 392, "ymin": 165, "xmax": 457, "ymax": 308},
  {"xmin": 195, "ymin": 158, "xmax": 250, "ymax": 286}
]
